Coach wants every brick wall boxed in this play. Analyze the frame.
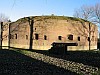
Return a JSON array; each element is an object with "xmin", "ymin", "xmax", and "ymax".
[{"xmin": 2, "ymin": 16, "xmax": 98, "ymax": 50}]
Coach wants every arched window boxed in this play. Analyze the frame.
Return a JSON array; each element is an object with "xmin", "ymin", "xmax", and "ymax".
[
  {"xmin": 26, "ymin": 35, "xmax": 28, "ymax": 40},
  {"xmin": 35, "ymin": 34, "xmax": 39, "ymax": 40},
  {"xmin": 78, "ymin": 36, "xmax": 80, "ymax": 41},
  {"xmin": 44, "ymin": 35, "xmax": 47, "ymax": 40},
  {"xmin": 58, "ymin": 36, "xmax": 62, "ymax": 40},
  {"xmin": 15, "ymin": 34, "xmax": 17, "ymax": 39},
  {"xmin": 68, "ymin": 34, "xmax": 73, "ymax": 40}
]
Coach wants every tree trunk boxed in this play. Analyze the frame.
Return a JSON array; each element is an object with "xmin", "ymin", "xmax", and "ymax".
[
  {"xmin": 89, "ymin": 23, "xmax": 91, "ymax": 50},
  {"xmin": 0, "ymin": 22, "xmax": 3, "ymax": 49},
  {"xmin": 29, "ymin": 19, "xmax": 34, "ymax": 50}
]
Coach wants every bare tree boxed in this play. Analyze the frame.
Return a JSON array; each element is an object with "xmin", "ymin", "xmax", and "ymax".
[
  {"xmin": 0, "ymin": 13, "xmax": 10, "ymax": 22},
  {"xmin": 24, "ymin": 16, "xmax": 50, "ymax": 50},
  {"xmin": 0, "ymin": 13, "xmax": 11, "ymax": 49},
  {"xmin": 73, "ymin": 5, "xmax": 93, "ymax": 20},
  {"xmin": 73, "ymin": 3, "xmax": 100, "ymax": 50},
  {"xmin": 73, "ymin": 3, "xmax": 100, "ymax": 25},
  {"xmin": 68, "ymin": 19, "xmax": 96, "ymax": 50},
  {"xmin": 11, "ymin": 16, "xmax": 50, "ymax": 50},
  {"xmin": 25, "ymin": 17, "xmax": 34, "ymax": 50},
  {"xmin": 92, "ymin": 3, "xmax": 100, "ymax": 26}
]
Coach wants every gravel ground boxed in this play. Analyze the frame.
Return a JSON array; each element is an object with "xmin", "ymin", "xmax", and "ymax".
[
  {"xmin": 0, "ymin": 49, "xmax": 78, "ymax": 75},
  {"xmin": 17, "ymin": 50, "xmax": 98, "ymax": 75}
]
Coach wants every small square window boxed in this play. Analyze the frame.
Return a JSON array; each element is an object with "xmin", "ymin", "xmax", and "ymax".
[{"xmin": 58, "ymin": 36, "xmax": 62, "ymax": 40}]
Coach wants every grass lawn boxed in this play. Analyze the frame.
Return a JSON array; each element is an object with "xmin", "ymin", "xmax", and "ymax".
[
  {"xmin": 14, "ymin": 49, "xmax": 100, "ymax": 75},
  {"xmin": 0, "ymin": 48, "xmax": 100, "ymax": 75},
  {"xmin": 28, "ymin": 49, "xmax": 100, "ymax": 75},
  {"xmin": 0, "ymin": 49, "xmax": 78, "ymax": 75},
  {"xmin": 32, "ymin": 50, "xmax": 100, "ymax": 68}
]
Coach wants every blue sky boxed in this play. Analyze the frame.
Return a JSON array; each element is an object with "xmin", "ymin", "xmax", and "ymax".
[{"xmin": 0, "ymin": 0, "xmax": 100, "ymax": 21}]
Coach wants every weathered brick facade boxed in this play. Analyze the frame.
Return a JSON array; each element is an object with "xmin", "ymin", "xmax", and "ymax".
[{"xmin": 2, "ymin": 16, "xmax": 98, "ymax": 51}]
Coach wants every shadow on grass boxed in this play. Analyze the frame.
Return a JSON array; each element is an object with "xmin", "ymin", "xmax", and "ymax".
[
  {"xmin": 0, "ymin": 49, "xmax": 78, "ymax": 75},
  {"xmin": 8, "ymin": 47, "xmax": 100, "ymax": 68},
  {"xmin": 28, "ymin": 49, "xmax": 100, "ymax": 68}
]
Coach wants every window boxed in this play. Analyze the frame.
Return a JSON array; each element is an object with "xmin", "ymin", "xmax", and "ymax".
[
  {"xmin": 44, "ymin": 35, "xmax": 47, "ymax": 40},
  {"xmin": 35, "ymin": 34, "xmax": 38, "ymax": 40},
  {"xmin": 58, "ymin": 36, "xmax": 62, "ymax": 40},
  {"xmin": 35, "ymin": 28, "xmax": 36, "ymax": 30},
  {"xmin": 78, "ymin": 36, "xmax": 80, "ymax": 41},
  {"xmin": 15, "ymin": 34, "xmax": 17, "ymax": 39},
  {"xmin": 68, "ymin": 34, "xmax": 73, "ymax": 40},
  {"xmin": 26, "ymin": 35, "xmax": 28, "ymax": 40},
  {"xmin": 88, "ymin": 37, "xmax": 90, "ymax": 41}
]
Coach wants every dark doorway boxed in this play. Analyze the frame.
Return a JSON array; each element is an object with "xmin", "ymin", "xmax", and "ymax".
[
  {"xmin": 97, "ymin": 42, "xmax": 100, "ymax": 50},
  {"xmin": 49, "ymin": 42, "xmax": 78, "ymax": 55}
]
